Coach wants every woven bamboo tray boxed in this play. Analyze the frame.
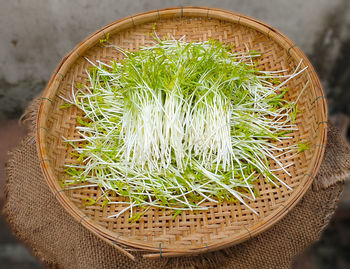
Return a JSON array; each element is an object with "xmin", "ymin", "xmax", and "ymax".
[{"xmin": 37, "ymin": 7, "xmax": 327, "ymax": 260}]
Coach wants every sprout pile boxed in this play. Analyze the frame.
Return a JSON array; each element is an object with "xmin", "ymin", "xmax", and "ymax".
[{"xmin": 61, "ymin": 38, "xmax": 308, "ymax": 219}]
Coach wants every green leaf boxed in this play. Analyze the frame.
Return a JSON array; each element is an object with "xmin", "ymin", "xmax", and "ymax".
[
  {"xmin": 85, "ymin": 198, "xmax": 97, "ymax": 206},
  {"xmin": 60, "ymin": 103, "xmax": 73, "ymax": 109},
  {"xmin": 172, "ymin": 210, "xmax": 182, "ymax": 220},
  {"xmin": 128, "ymin": 206, "xmax": 150, "ymax": 223},
  {"xmin": 297, "ymin": 141, "xmax": 310, "ymax": 153}
]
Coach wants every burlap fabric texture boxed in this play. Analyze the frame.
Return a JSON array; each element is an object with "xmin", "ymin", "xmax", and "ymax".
[{"xmin": 3, "ymin": 99, "xmax": 350, "ymax": 269}]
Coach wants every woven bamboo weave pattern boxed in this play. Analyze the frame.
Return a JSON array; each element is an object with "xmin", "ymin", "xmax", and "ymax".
[{"xmin": 37, "ymin": 7, "xmax": 327, "ymax": 258}]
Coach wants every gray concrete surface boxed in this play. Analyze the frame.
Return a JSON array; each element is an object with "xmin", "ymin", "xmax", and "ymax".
[{"xmin": 1, "ymin": 0, "xmax": 350, "ymax": 118}]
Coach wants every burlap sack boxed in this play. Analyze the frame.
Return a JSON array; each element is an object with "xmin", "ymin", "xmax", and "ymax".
[{"xmin": 3, "ymin": 99, "xmax": 350, "ymax": 269}]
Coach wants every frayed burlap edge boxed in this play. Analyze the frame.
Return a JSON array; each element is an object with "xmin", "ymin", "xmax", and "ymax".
[
  {"xmin": 313, "ymin": 124, "xmax": 350, "ymax": 190},
  {"xmin": 3, "ymin": 134, "xmax": 58, "ymax": 268},
  {"xmin": 3, "ymin": 97, "xmax": 60, "ymax": 268}
]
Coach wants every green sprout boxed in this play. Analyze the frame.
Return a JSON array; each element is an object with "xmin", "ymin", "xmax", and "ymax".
[
  {"xmin": 59, "ymin": 103, "xmax": 73, "ymax": 109},
  {"xmin": 297, "ymin": 141, "xmax": 310, "ymax": 153},
  {"xmin": 61, "ymin": 37, "xmax": 308, "ymax": 219},
  {"xmin": 99, "ymin": 33, "xmax": 110, "ymax": 44}
]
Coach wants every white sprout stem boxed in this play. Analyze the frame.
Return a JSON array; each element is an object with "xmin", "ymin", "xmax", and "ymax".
[{"xmin": 61, "ymin": 38, "xmax": 307, "ymax": 219}]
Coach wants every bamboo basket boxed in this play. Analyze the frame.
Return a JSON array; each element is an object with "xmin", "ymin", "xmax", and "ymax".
[{"xmin": 37, "ymin": 7, "xmax": 327, "ymax": 260}]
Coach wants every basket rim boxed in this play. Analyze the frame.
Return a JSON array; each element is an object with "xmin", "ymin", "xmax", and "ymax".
[{"xmin": 36, "ymin": 6, "xmax": 328, "ymax": 259}]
